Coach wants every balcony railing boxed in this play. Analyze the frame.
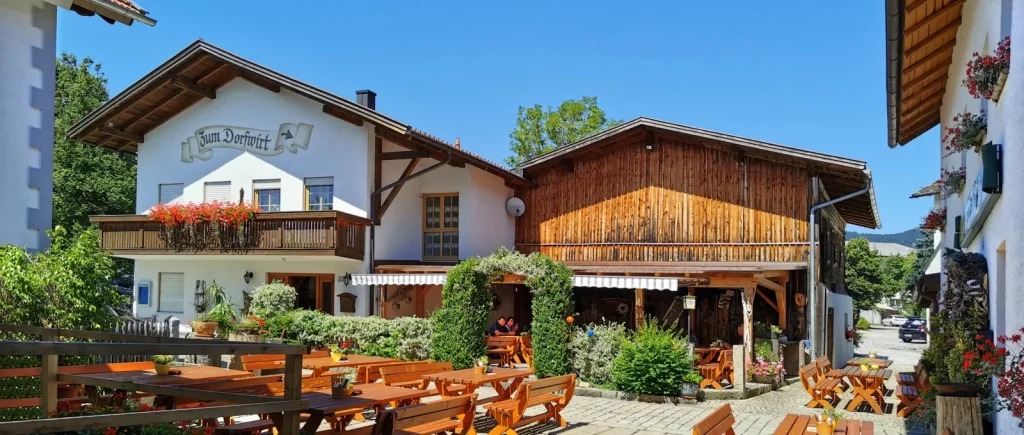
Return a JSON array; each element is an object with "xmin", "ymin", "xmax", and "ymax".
[{"xmin": 90, "ymin": 211, "xmax": 369, "ymax": 260}]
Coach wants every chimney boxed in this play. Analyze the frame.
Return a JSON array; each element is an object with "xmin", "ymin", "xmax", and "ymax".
[
  {"xmin": 356, "ymin": 90, "xmax": 376, "ymax": 110},
  {"xmin": 455, "ymin": 138, "xmax": 461, "ymax": 149}
]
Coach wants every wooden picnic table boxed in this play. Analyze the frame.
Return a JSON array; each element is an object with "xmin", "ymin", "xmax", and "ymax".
[
  {"xmin": 75, "ymin": 365, "xmax": 253, "ymax": 386},
  {"xmin": 423, "ymin": 367, "xmax": 533, "ymax": 405},
  {"xmin": 846, "ymin": 358, "xmax": 891, "ymax": 369},
  {"xmin": 273, "ymin": 384, "xmax": 432, "ymax": 433},
  {"xmin": 833, "ymin": 366, "xmax": 891, "ymax": 415},
  {"xmin": 694, "ymin": 347, "xmax": 722, "ymax": 365},
  {"xmin": 285, "ymin": 355, "xmax": 395, "ymax": 377},
  {"xmin": 773, "ymin": 414, "xmax": 874, "ymax": 434}
]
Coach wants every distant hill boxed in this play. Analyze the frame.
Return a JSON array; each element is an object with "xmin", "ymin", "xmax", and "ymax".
[{"xmin": 846, "ymin": 228, "xmax": 922, "ymax": 247}]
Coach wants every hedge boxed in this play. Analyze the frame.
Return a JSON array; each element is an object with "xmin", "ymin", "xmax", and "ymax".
[
  {"xmin": 263, "ymin": 309, "xmax": 432, "ymax": 361},
  {"xmin": 430, "ymin": 259, "xmax": 492, "ymax": 369}
]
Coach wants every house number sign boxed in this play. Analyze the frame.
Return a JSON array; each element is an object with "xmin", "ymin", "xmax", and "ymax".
[{"xmin": 181, "ymin": 123, "xmax": 314, "ymax": 163}]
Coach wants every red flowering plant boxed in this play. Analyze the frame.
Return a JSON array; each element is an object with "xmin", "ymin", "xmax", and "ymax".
[
  {"xmin": 940, "ymin": 167, "xmax": 967, "ymax": 199},
  {"xmin": 943, "ymin": 111, "xmax": 988, "ymax": 154},
  {"xmin": 963, "ymin": 36, "xmax": 1011, "ymax": 101},
  {"xmin": 963, "ymin": 329, "xmax": 1024, "ymax": 427},
  {"xmin": 50, "ymin": 396, "xmax": 213, "ymax": 435},
  {"xmin": 921, "ymin": 208, "xmax": 947, "ymax": 231},
  {"xmin": 149, "ymin": 201, "xmax": 260, "ymax": 252}
]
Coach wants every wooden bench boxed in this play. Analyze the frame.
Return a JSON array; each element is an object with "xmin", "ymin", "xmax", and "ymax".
[
  {"xmin": 355, "ymin": 361, "xmax": 429, "ymax": 384},
  {"xmin": 799, "ymin": 364, "xmax": 840, "ymax": 409},
  {"xmin": 239, "ymin": 351, "xmax": 328, "ymax": 376},
  {"xmin": 486, "ymin": 337, "xmax": 520, "ymax": 368},
  {"xmin": 896, "ymin": 367, "xmax": 930, "ymax": 417},
  {"xmin": 698, "ymin": 349, "xmax": 732, "ymax": 390},
  {"xmin": 692, "ymin": 403, "xmax": 735, "ymax": 435},
  {"xmin": 213, "ymin": 419, "xmax": 276, "ymax": 435},
  {"xmin": 484, "ymin": 374, "xmax": 575, "ymax": 434},
  {"xmin": 0, "ymin": 361, "xmax": 155, "ymax": 410},
  {"xmin": 814, "ymin": 356, "xmax": 849, "ymax": 394},
  {"xmin": 898, "ymin": 362, "xmax": 925, "ymax": 386},
  {"xmin": 378, "ymin": 361, "xmax": 465, "ymax": 396},
  {"xmin": 372, "ymin": 394, "xmax": 477, "ymax": 435}
]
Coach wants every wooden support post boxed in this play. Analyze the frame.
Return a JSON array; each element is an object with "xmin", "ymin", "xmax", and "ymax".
[
  {"xmin": 742, "ymin": 286, "xmax": 755, "ymax": 364},
  {"xmin": 936, "ymin": 395, "xmax": 983, "ymax": 435},
  {"xmin": 372, "ymin": 137, "xmax": 382, "ymax": 225},
  {"xmin": 689, "ymin": 288, "xmax": 696, "ymax": 337},
  {"xmin": 415, "ymin": 286, "xmax": 426, "ymax": 318},
  {"xmin": 776, "ymin": 290, "xmax": 787, "ymax": 330},
  {"xmin": 40, "ymin": 332, "xmax": 58, "ymax": 418},
  {"xmin": 634, "ymin": 289, "xmax": 645, "ymax": 328},
  {"xmin": 281, "ymin": 354, "xmax": 302, "ymax": 435}
]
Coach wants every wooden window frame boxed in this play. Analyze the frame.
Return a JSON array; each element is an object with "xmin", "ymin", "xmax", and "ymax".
[
  {"xmin": 422, "ymin": 192, "xmax": 459, "ymax": 261},
  {"xmin": 304, "ymin": 178, "xmax": 334, "ymax": 211},
  {"xmin": 267, "ymin": 273, "xmax": 335, "ymax": 315},
  {"xmin": 254, "ymin": 188, "xmax": 281, "ymax": 212}
]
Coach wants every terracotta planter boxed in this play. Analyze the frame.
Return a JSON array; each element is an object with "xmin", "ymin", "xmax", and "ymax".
[
  {"xmin": 155, "ymin": 364, "xmax": 171, "ymax": 376},
  {"xmin": 192, "ymin": 321, "xmax": 218, "ymax": 337}
]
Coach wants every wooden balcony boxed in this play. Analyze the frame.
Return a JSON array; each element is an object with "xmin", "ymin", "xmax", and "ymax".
[{"xmin": 90, "ymin": 211, "xmax": 369, "ymax": 260}]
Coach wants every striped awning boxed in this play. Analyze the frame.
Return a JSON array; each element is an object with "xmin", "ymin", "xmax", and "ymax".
[
  {"xmin": 351, "ymin": 273, "xmax": 679, "ymax": 291},
  {"xmin": 351, "ymin": 274, "xmax": 446, "ymax": 286}
]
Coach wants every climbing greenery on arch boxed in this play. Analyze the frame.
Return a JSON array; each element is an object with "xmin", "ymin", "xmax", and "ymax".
[{"xmin": 430, "ymin": 248, "xmax": 574, "ymax": 377}]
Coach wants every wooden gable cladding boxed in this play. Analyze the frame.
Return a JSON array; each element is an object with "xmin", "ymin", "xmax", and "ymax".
[{"xmin": 515, "ymin": 136, "xmax": 810, "ymax": 263}]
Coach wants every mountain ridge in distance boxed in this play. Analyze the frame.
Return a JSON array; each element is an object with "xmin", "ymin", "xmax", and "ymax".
[{"xmin": 845, "ymin": 228, "xmax": 922, "ymax": 247}]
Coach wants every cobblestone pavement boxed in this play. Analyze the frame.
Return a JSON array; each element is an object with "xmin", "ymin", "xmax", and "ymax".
[{"xmin": 342, "ymin": 326, "xmax": 924, "ymax": 434}]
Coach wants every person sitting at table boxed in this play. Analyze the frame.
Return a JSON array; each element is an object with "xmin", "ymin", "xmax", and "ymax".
[
  {"xmin": 506, "ymin": 317, "xmax": 520, "ymax": 335},
  {"xmin": 489, "ymin": 317, "xmax": 511, "ymax": 336}
]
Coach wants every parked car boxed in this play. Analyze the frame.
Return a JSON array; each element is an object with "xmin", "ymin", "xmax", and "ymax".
[
  {"xmin": 882, "ymin": 315, "xmax": 907, "ymax": 327},
  {"xmin": 899, "ymin": 318, "xmax": 927, "ymax": 342}
]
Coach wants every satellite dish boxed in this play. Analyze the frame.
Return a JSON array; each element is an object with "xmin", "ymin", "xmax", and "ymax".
[{"xmin": 505, "ymin": 197, "xmax": 526, "ymax": 218}]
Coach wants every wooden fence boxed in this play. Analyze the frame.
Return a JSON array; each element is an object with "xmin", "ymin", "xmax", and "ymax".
[{"xmin": 0, "ymin": 325, "xmax": 308, "ymax": 435}]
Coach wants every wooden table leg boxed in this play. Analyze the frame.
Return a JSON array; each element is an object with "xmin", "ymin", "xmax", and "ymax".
[{"xmin": 300, "ymin": 412, "xmax": 325, "ymax": 433}]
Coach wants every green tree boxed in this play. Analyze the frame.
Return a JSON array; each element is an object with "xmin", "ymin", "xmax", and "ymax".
[
  {"xmin": 54, "ymin": 53, "xmax": 136, "ymax": 282},
  {"xmin": 845, "ymin": 238, "xmax": 887, "ymax": 313},
  {"xmin": 901, "ymin": 229, "xmax": 936, "ymax": 315},
  {"xmin": 504, "ymin": 96, "xmax": 622, "ymax": 167}
]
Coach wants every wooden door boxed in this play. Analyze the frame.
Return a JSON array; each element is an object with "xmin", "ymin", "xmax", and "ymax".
[
  {"xmin": 826, "ymin": 308, "xmax": 835, "ymax": 362},
  {"xmin": 317, "ymin": 275, "xmax": 334, "ymax": 315}
]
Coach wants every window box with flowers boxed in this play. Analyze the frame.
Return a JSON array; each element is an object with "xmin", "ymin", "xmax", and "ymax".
[
  {"xmin": 941, "ymin": 167, "xmax": 967, "ymax": 199},
  {"xmin": 149, "ymin": 201, "xmax": 260, "ymax": 252},
  {"xmin": 943, "ymin": 112, "xmax": 987, "ymax": 154},
  {"xmin": 922, "ymin": 208, "xmax": 947, "ymax": 231},
  {"xmin": 963, "ymin": 36, "xmax": 1010, "ymax": 102}
]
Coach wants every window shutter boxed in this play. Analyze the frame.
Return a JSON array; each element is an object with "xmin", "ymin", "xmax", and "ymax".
[
  {"xmin": 158, "ymin": 184, "xmax": 184, "ymax": 204},
  {"xmin": 305, "ymin": 177, "xmax": 333, "ymax": 186},
  {"xmin": 158, "ymin": 273, "xmax": 184, "ymax": 313},
  {"xmin": 253, "ymin": 179, "xmax": 281, "ymax": 190},
  {"xmin": 204, "ymin": 181, "xmax": 232, "ymax": 203}
]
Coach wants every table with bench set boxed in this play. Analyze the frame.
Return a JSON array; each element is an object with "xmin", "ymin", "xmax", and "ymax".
[{"xmin": 692, "ymin": 405, "xmax": 875, "ymax": 435}]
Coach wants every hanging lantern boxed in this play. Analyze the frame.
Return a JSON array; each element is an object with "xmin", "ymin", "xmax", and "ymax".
[
  {"xmin": 566, "ymin": 315, "xmax": 574, "ymax": 324},
  {"xmin": 683, "ymin": 294, "xmax": 697, "ymax": 310}
]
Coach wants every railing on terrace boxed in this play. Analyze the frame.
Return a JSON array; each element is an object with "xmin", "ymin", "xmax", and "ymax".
[
  {"xmin": 0, "ymin": 324, "xmax": 308, "ymax": 435},
  {"xmin": 90, "ymin": 211, "xmax": 369, "ymax": 260}
]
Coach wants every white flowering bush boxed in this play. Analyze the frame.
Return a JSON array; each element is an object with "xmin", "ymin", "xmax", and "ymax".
[
  {"xmin": 266, "ymin": 309, "xmax": 432, "ymax": 359},
  {"xmin": 569, "ymin": 322, "xmax": 627, "ymax": 386},
  {"xmin": 249, "ymin": 282, "xmax": 297, "ymax": 319}
]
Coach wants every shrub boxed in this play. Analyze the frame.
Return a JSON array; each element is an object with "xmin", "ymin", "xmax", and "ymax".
[
  {"xmin": 569, "ymin": 322, "xmax": 626, "ymax": 386},
  {"xmin": 431, "ymin": 259, "xmax": 491, "ymax": 369},
  {"xmin": 612, "ymin": 318, "xmax": 693, "ymax": 395},
  {"xmin": 754, "ymin": 341, "xmax": 776, "ymax": 362},
  {"xmin": 249, "ymin": 282, "xmax": 297, "ymax": 319},
  {"xmin": 856, "ymin": 317, "xmax": 871, "ymax": 330},
  {"xmin": 523, "ymin": 255, "xmax": 574, "ymax": 378},
  {"xmin": 266, "ymin": 309, "xmax": 433, "ymax": 360}
]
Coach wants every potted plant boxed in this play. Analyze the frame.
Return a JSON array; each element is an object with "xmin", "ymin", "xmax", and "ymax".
[
  {"xmin": 474, "ymin": 356, "xmax": 489, "ymax": 375},
  {"xmin": 867, "ymin": 349, "xmax": 878, "ymax": 359},
  {"xmin": 330, "ymin": 369, "xmax": 357, "ymax": 399},
  {"xmin": 943, "ymin": 111, "xmax": 988, "ymax": 154},
  {"xmin": 152, "ymin": 355, "xmax": 175, "ymax": 376},
  {"xmin": 769, "ymin": 324, "xmax": 783, "ymax": 339},
  {"xmin": 941, "ymin": 167, "xmax": 968, "ymax": 199},
  {"xmin": 328, "ymin": 344, "xmax": 346, "ymax": 362},
  {"xmin": 858, "ymin": 359, "xmax": 871, "ymax": 371},
  {"xmin": 963, "ymin": 36, "xmax": 1011, "ymax": 102},
  {"xmin": 817, "ymin": 409, "xmax": 844, "ymax": 435},
  {"xmin": 192, "ymin": 312, "xmax": 219, "ymax": 338},
  {"xmin": 207, "ymin": 301, "xmax": 237, "ymax": 337},
  {"xmin": 680, "ymin": 371, "xmax": 703, "ymax": 398},
  {"xmin": 922, "ymin": 208, "xmax": 947, "ymax": 231},
  {"xmin": 234, "ymin": 316, "xmax": 262, "ymax": 334}
]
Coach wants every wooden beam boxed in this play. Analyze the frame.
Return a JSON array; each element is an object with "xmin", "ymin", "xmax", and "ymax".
[
  {"xmin": 171, "ymin": 76, "xmax": 216, "ymax": 99},
  {"xmin": 694, "ymin": 276, "xmax": 758, "ymax": 288},
  {"xmin": 381, "ymin": 151, "xmax": 430, "ymax": 160},
  {"xmin": 40, "ymin": 332, "xmax": 57, "ymax": 419},
  {"xmin": 905, "ymin": 0, "xmax": 965, "ymax": 35},
  {"xmin": 902, "ymin": 62, "xmax": 950, "ymax": 89},
  {"xmin": 902, "ymin": 38, "xmax": 957, "ymax": 74},
  {"xmin": 902, "ymin": 117, "xmax": 941, "ymax": 141},
  {"xmin": 757, "ymin": 278, "xmax": 785, "ymax": 293},
  {"xmin": 0, "ymin": 401, "xmax": 307, "ymax": 435},
  {"xmin": 323, "ymin": 104, "xmax": 364, "ymax": 126},
  {"xmin": 776, "ymin": 289, "xmax": 787, "ymax": 330},
  {"xmin": 905, "ymin": 0, "xmax": 929, "ymax": 13},
  {"xmin": 756, "ymin": 288, "xmax": 780, "ymax": 312},
  {"xmin": 902, "ymin": 107, "xmax": 941, "ymax": 132},
  {"xmin": 900, "ymin": 92, "xmax": 945, "ymax": 121},
  {"xmin": 373, "ymin": 137, "xmax": 382, "ymax": 224},
  {"xmin": 282, "ymin": 354, "xmax": 302, "ymax": 435},
  {"xmin": 58, "ymin": 373, "xmax": 285, "ymax": 404},
  {"xmin": 377, "ymin": 157, "xmax": 421, "ymax": 222},
  {"xmin": 905, "ymin": 16, "xmax": 963, "ymax": 58},
  {"xmin": 415, "ymin": 286, "xmax": 426, "ymax": 318},
  {"xmin": 634, "ymin": 289, "xmax": 645, "ymax": 328},
  {"xmin": 238, "ymin": 70, "xmax": 281, "ymax": 93},
  {"xmin": 0, "ymin": 341, "xmax": 306, "ymax": 356},
  {"xmin": 98, "ymin": 125, "xmax": 143, "ymax": 144},
  {"xmin": 901, "ymin": 78, "xmax": 947, "ymax": 106},
  {"xmin": 755, "ymin": 271, "xmax": 790, "ymax": 279}
]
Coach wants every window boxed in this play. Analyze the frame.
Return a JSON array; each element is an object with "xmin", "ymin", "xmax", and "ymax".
[
  {"xmin": 203, "ymin": 181, "xmax": 232, "ymax": 203},
  {"xmin": 158, "ymin": 183, "xmax": 184, "ymax": 204},
  {"xmin": 423, "ymin": 193, "xmax": 459, "ymax": 260},
  {"xmin": 158, "ymin": 272, "xmax": 184, "ymax": 313},
  {"xmin": 305, "ymin": 177, "xmax": 333, "ymax": 211},
  {"xmin": 253, "ymin": 179, "xmax": 281, "ymax": 212}
]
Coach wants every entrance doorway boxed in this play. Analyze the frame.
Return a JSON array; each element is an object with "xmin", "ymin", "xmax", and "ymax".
[{"xmin": 267, "ymin": 273, "xmax": 335, "ymax": 315}]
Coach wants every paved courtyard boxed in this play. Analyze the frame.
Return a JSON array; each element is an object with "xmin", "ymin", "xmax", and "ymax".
[{"xmin": 362, "ymin": 326, "xmax": 925, "ymax": 434}]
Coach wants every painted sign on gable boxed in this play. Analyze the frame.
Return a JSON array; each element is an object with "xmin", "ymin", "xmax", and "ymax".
[{"xmin": 181, "ymin": 123, "xmax": 313, "ymax": 163}]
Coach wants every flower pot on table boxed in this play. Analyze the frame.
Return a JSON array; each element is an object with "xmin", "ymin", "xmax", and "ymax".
[
  {"xmin": 330, "ymin": 352, "xmax": 345, "ymax": 362},
  {"xmin": 155, "ymin": 364, "xmax": 171, "ymax": 376},
  {"xmin": 192, "ymin": 321, "xmax": 217, "ymax": 337},
  {"xmin": 816, "ymin": 422, "xmax": 834, "ymax": 435},
  {"xmin": 473, "ymin": 366, "xmax": 486, "ymax": 375}
]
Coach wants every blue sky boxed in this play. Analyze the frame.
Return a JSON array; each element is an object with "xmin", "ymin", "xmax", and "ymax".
[{"xmin": 57, "ymin": 1, "xmax": 938, "ymax": 234}]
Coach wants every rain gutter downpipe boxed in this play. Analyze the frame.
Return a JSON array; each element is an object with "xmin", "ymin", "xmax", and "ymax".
[
  {"xmin": 367, "ymin": 149, "xmax": 453, "ymax": 315},
  {"xmin": 807, "ymin": 175, "xmax": 873, "ymax": 360}
]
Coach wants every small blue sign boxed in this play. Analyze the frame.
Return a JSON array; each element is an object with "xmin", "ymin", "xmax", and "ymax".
[{"xmin": 137, "ymin": 282, "xmax": 151, "ymax": 305}]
